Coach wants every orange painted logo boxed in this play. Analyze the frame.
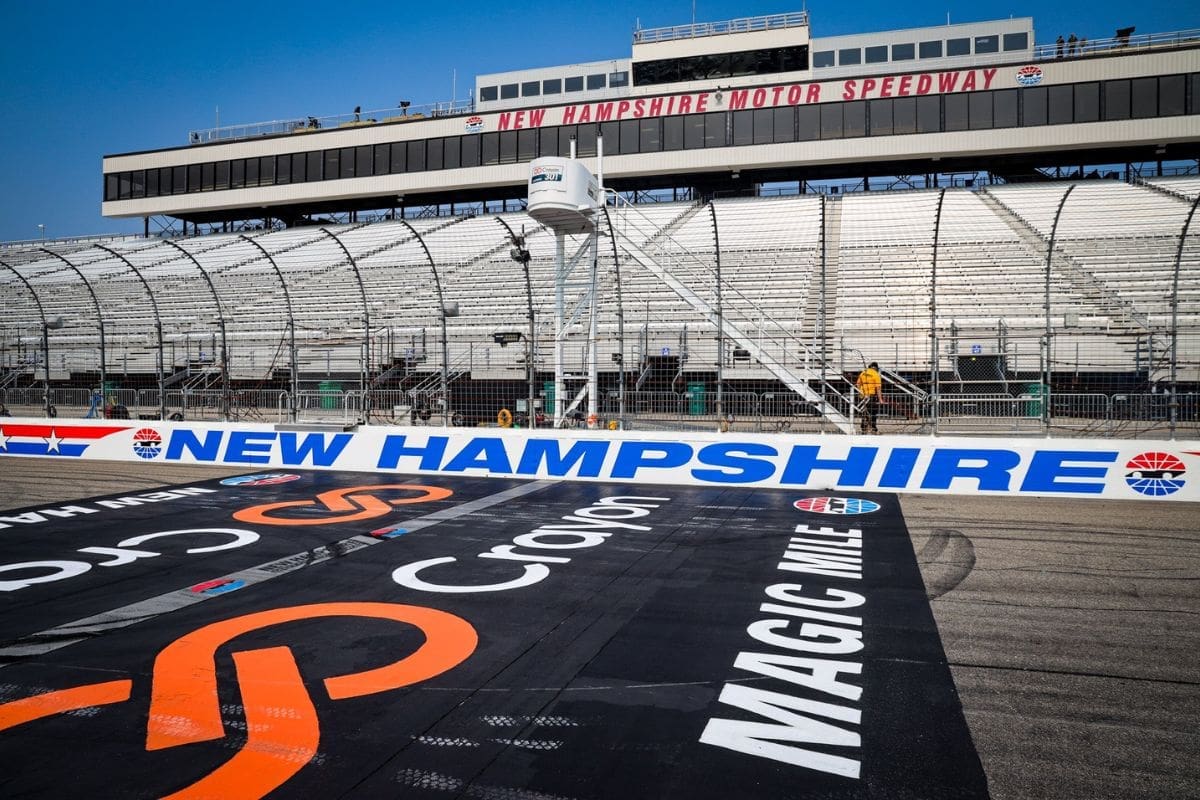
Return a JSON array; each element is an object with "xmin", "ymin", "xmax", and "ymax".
[
  {"xmin": 232, "ymin": 483, "xmax": 452, "ymax": 526},
  {"xmin": 0, "ymin": 602, "xmax": 477, "ymax": 799}
]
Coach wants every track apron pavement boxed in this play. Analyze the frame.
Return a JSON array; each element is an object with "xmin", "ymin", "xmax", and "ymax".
[{"xmin": 0, "ymin": 468, "xmax": 985, "ymax": 799}]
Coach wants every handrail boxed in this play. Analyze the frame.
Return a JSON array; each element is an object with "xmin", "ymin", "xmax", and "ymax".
[
  {"xmin": 633, "ymin": 12, "xmax": 809, "ymax": 44},
  {"xmin": 187, "ymin": 98, "xmax": 474, "ymax": 146},
  {"xmin": 1031, "ymin": 27, "xmax": 1200, "ymax": 61}
]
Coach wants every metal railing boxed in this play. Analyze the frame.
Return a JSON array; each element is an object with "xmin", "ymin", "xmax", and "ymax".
[
  {"xmin": 187, "ymin": 99, "xmax": 474, "ymax": 146},
  {"xmin": 4, "ymin": 388, "xmax": 1194, "ymax": 439},
  {"xmin": 1032, "ymin": 27, "xmax": 1200, "ymax": 61},
  {"xmin": 633, "ymin": 12, "xmax": 809, "ymax": 44}
]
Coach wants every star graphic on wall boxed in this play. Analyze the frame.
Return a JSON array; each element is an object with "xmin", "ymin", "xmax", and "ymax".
[
  {"xmin": 43, "ymin": 428, "xmax": 63, "ymax": 453},
  {"xmin": 0, "ymin": 428, "xmax": 8, "ymax": 451}
]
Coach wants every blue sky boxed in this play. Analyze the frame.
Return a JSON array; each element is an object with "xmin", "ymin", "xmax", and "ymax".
[{"xmin": 1, "ymin": 0, "xmax": 1196, "ymax": 241}]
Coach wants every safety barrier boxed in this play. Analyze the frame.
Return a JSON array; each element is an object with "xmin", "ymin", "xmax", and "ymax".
[{"xmin": 4, "ymin": 387, "xmax": 1195, "ymax": 439}]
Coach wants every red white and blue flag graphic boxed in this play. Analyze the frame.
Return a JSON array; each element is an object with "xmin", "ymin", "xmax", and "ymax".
[{"xmin": 0, "ymin": 424, "xmax": 130, "ymax": 457}]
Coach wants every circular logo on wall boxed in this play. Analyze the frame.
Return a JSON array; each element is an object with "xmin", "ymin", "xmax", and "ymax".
[
  {"xmin": 794, "ymin": 497, "xmax": 881, "ymax": 515},
  {"xmin": 1016, "ymin": 65, "xmax": 1043, "ymax": 86},
  {"xmin": 221, "ymin": 473, "xmax": 302, "ymax": 487},
  {"xmin": 1125, "ymin": 452, "xmax": 1186, "ymax": 497},
  {"xmin": 131, "ymin": 428, "xmax": 162, "ymax": 460}
]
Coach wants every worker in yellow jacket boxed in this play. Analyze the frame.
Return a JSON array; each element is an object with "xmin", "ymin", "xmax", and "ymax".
[{"xmin": 855, "ymin": 362, "xmax": 882, "ymax": 434}]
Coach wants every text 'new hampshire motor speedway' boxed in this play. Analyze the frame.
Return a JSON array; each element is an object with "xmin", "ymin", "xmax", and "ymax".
[{"xmin": 163, "ymin": 429, "xmax": 1128, "ymax": 495}]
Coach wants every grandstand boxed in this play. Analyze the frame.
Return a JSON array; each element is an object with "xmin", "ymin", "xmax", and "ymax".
[{"xmin": 2, "ymin": 10, "xmax": 1199, "ymax": 436}]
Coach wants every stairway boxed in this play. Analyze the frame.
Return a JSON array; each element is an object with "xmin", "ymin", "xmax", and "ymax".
[
  {"xmin": 610, "ymin": 221, "xmax": 854, "ymax": 433},
  {"xmin": 801, "ymin": 196, "xmax": 840, "ymax": 376}
]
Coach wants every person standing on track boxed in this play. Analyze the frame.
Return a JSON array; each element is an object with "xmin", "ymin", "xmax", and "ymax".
[{"xmin": 855, "ymin": 361, "xmax": 882, "ymax": 434}]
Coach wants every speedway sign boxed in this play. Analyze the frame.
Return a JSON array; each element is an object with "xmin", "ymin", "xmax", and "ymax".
[{"xmin": 0, "ymin": 418, "xmax": 1197, "ymax": 501}]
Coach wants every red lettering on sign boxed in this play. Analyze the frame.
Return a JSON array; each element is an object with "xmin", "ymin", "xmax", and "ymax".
[
  {"xmin": 917, "ymin": 74, "xmax": 933, "ymax": 95},
  {"xmin": 861, "ymin": 78, "xmax": 877, "ymax": 98},
  {"xmin": 842, "ymin": 80, "xmax": 857, "ymax": 101},
  {"xmin": 578, "ymin": 105, "xmax": 592, "ymax": 123},
  {"xmin": 679, "ymin": 95, "xmax": 693, "ymax": 114},
  {"xmin": 751, "ymin": 88, "xmax": 767, "ymax": 108},
  {"xmin": 983, "ymin": 67, "xmax": 997, "ymax": 89},
  {"xmin": 961, "ymin": 72, "xmax": 977, "ymax": 91},
  {"xmin": 728, "ymin": 89, "xmax": 749, "ymax": 110},
  {"xmin": 649, "ymin": 97, "xmax": 663, "ymax": 116},
  {"xmin": 498, "ymin": 112, "xmax": 512, "ymax": 131},
  {"xmin": 807, "ymin": 84, "xmax": 821, "ymax": 103},
  {"xmin": 616, "ymin": 100, "xmax": 631, "ymax": 118},
  {"xmin": 634, "ymin": 98, "xmax": 645, "ymax": 118},
  {"xmin": 880, "ymin": 76, "xmax": 895, "ymax": 97},
  {"xmin": 938, "ymin": 72, "xmax": 960, "ymax": 92},
  {"xmin": 562, "ymin": 106, "xmax": 576, "ymax": 125},
  {"xmin": 787, "ymin": 84, "xmax": 804, "ymax": 105},
  {"xmin": 899, "ymin": 75, "xmax": 913, "ymax": 96},
  {"xmin": 529, "ymin": 109, "xmax": 546, "ymax": 128},
  {"xmin": 595, "ymin": 102, "xmax": 613, "ymax": 122},
  {"xmin": 696, "ymin": 93, "xmax": 708, "ymax": 112}
]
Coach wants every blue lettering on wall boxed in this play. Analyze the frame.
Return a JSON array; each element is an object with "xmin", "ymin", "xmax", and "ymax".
[
  {"xmin": 278, "ymin": 432, "xmax": 352, "ymax": 467},
  {"xmin": 225, "ymin": 431, "xmax": 276, "ymax": 464},
  {"xmin": 879, "ymin": 447, "xmax": 921, "ymax": 488},
  {"xmin": 692, "ymin": 443, "xmax": 778, "ymax": 483},
  {"xmin": 377, "ymin": 435, "xmax": 449, "ymax": 471},
  {"xmin": 516, "ymin": 439, "xmax": 610, "ymax": 477},
  {"xmin": 442, "ymin": 438, "xmax": 513, "ymax": 473},
  {"xmin": 165, "ymin": 429, "xmax": 222, "ymax": 462},
  {"xmin": 779, "ymin": 446, "xmax": 876, "ymax": 487},
  {"xmin": 1019, "ymin": 450, "xmax": 1116, "ymax": 494},
  {"xmin": 920, "ymin": 448, "xmax": 1021, "ymax": 491},
  {"xmin": 611, "ymin": 442, "xmax": 693, "ymax": 479}
]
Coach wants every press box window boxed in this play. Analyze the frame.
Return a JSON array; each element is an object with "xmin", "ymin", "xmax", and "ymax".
[
  {"xmin": 609, "ymin": 71, "xmax": 629, "ymax": 88},
  {"xmin": 1003, "ymin": 32, "xmax": 1029, "ymax": 51},
  {"xmin": 813, "ymin": 50, "xmax": 835, "ymax": 67},
  {"xmin": 479, "ymin": 86, "xmax": 498, "ymax": 102},
  {"xmin": 500, "ymin": 84, "xmax": 519, "ymax": 100},
  {"xmin": 947, "ymin": 38, "xmax": 971, "ymax": 56},
  {"xmin": 975, "ymin": 35, "xmax": 999, "ymax": 54},
  {"xmin": 587, "ymin": 73, "xmax": 606, "ymax": 90},
  {"xmin": 865, "ymin": 45, "xmax": 888, "ymax": 64},
  {"xmin": 543, "ymin": 78, "xmax": 562, "ymax": 94},
  {"xmin": 919, "ymin": 40, "xmax": 943, "ymax": 58},
  {"xmin": 565, "ymin": 76, "xmax": 584, "ymax": 92},
  {"xmin": 522, "ymin": 81, "xmax": 540, "ymax": 97},
  {"xmin": 839, "ymin": 48, "xmax": 861, "ymax": 66},
  {"xmin": 892, "ymin": 43, "xmax": 915, "ymax": 61}
]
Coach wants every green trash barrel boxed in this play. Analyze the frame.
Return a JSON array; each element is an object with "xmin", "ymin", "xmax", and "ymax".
[
  {"xmin": 686, "ymin": 381, "xmax": 706, "ymax": 415},
  {"xmin": 318, "ymin": 380, "xmax": 342, "ymax": 410},
  {"xmin": 1023, "ymin": 383, "xmax": 1047, "ymax": 417}
]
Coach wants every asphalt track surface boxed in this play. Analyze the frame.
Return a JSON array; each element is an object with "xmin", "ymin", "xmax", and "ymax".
[{"xmin": 0, "ymin": 459, "xmax": 1196, "ymax": 800}]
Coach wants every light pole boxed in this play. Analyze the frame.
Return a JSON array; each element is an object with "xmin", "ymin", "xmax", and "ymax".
[
  {"xmin": 441, "ymin": 301, "xmax": 458, "ymax": 426},
  {"xmin": 508, "ymin": 234, "xmax": 537, "ymax": 427},
  {"xmin": 42, "ymin": 316, "xmax": 64, "ymax": 417},
  {"xmin": 37, "ymin": 225, "xmax": 45, "ymax": 241}
]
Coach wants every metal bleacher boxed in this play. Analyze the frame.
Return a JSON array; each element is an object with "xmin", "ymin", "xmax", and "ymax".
[{"xmin": 2, "ymin": 180, "xmax": 1198, "ymax": 415}]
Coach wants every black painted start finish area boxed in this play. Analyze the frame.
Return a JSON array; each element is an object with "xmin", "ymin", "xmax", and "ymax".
[{"xmin": 0, "ymin": 471, "xmax": 987, "ymax": 799}]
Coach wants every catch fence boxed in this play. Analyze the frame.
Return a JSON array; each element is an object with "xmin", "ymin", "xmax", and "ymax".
[{"xmin": 1, "ymin": 179, "xmax": 1198, "ymax": 438}]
